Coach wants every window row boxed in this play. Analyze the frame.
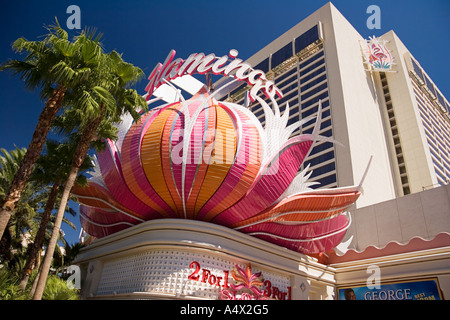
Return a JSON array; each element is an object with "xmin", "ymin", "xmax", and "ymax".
[
  {"xmin": 270, "ymin": 25, "xmax": 321, "ymax": 70},
  {"xmin": 410, "ymin": 57, "xmax": 450, "ymax": 115}
]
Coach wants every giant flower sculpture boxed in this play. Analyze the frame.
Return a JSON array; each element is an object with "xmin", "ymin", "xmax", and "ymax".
[{"xmin": 73, "ymin": 85, "xmax": 362, "ymax": 255}]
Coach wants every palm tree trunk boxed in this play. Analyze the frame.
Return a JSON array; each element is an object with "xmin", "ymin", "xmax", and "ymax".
[
  {"xmin": 32, "ymin": 104, "xmax": 105, "ymax": 300},
  {"xmin": 0, "ymin": 85, "xmax": 66, "ymax": 240},
  {"xmin": 19, "ymin": 183, "xmax": 60, "ymax": 291},
  {"xmin": 29, "ymin": 253, "xmax": 43, "ymax": 297}
]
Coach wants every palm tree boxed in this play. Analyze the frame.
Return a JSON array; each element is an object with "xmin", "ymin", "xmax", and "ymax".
[
  {"xmin": 0, "ymin": 147, "xmax": 48, "ymax": 270},
  {"xmin": 0, "ymin": 147, "xmax": 78, "ymax": 287},
  {"xmin": 0, "ymin": 147, "xmax": 29, "ymax": 267},
  {"xmin": 32, "ymin": 43, "xmax": 148, "ymax": 300},
  {"xmin": 18, "ymin": 140, "xmax": 92, "ymax": 291},
  {"xmin": 0, "ymin": 20, "xmax": 104, "ymax": 240}
]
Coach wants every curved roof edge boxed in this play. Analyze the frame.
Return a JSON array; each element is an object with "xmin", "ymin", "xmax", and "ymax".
[{"xmin": 312, "ymin": 232, "xmax": 450, "ymax": 265}]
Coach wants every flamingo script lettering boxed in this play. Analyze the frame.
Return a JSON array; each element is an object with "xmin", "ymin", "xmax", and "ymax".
[{"xmin": 145, "ymin": 49, "xmax": 283, "ymax": 102}]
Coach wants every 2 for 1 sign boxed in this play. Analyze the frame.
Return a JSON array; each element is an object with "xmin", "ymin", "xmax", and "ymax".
[{"xmin": 188, "ymin": 261, "xmax": 291, "ymax": 300}]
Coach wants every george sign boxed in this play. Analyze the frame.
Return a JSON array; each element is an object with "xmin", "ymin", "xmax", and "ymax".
[
  {"xmin": 145, "ymin": 49, "xmax": 283, "ymax": 103},
  {"xmin": 338, "ymin": 279, "xmax": 442, "ymax": 300},
  {"xmin": 362, "ymin": 36, "xmax": 393, "ymax": 72}
]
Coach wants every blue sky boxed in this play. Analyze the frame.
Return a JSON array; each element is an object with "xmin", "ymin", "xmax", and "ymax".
[{"xmin": 1, "ymin": 0, "xmax": 449, "ymax": 244}]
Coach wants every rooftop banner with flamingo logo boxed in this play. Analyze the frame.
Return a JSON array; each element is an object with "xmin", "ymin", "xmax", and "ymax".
[{"xmin": 362, "ymin": 36, "xmax": 394, "ymax": 72}]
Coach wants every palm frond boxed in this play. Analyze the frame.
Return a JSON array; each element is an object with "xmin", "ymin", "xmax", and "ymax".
[
  {"xmin": 50, "ymin": 61, "xmax": 76, "ymax": 83},
  {"xmin": 45, "ymin": 18, "xmax": 69, "ymax": 41}
]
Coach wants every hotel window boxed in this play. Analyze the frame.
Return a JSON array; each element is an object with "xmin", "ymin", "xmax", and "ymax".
[
  {"xmin": 437, "ymin": 92, "xmax": 446, "ymax": 108},
  {"xmin": 424, "ymin": 74, "xmax": 436, "ymax": 97},
  {"xmin": 280, "ymin": 81, "xmax": 298, "ymax": 94},
  {"xmin": 295, "ymin": 25, "xmax": 319, "ymax": 53},
  {"xmin": 301, "ymin": 82, "xmax": 328, "ymax": 100},
  {"xmin": 276, "ymin": 67, "xmax": 297, "ymax": 86},
  {"xmin": 308, "ymin": 142, "xmax": 334, "ymax": 157},
  {"xmin": 301, "ymin": 100, "xmax": 330, "ymax": 118},
  {"xmin": 301, "ymin": 92, "xmax": 329, "ymax": 109},
  {"xmin": 309, "ymin": 162, "xmax": 336, "ymax": 179},
  {"xmin": 300, "ymin": 66, "xmax": 326, "ymax": 83},
  {"xmin": 277, "ymin": 91, "xmax": 298, "ymax": 106},
  {"xmin": 299, "ymin": 50, "xmax": 324, "ymax": 69},
  {"xmin": 411, "ymin": 59, "xmax": 424, "ymax": 80},
  {"xmin": 299, "ymin": 58, "xmax": 325, "ymax": 77},
  {"xmin": 254, "ymin": 58, "xmax": 269, "ymax": 73},
  {"xmin": 297, "ymin": 49, "xmax": 335, "ymax": 189},
  {"xmin": 271, "ymin": 43, "xmax": 293, "ymax": 70},
  {"xmin": 410, "ymin": 64, "xmax": 450, "ymax": 186},
  {"xmin": 381, "ymin": 72, "xmax": 413, "ymax": 194},
  {"xmin": 229, "ymin": 82, "xmax": 247, "ymax": 97},
  {"xmin": 300, "ymin": 74, "xmax": 327, "ymax": 92},
  {"xmin": 314, "ymin": 174, "xmax": 337, "ymax": 187},
  {"xmin": 244, "ymin": 25, "xmax": 336, "ymax": 189}
]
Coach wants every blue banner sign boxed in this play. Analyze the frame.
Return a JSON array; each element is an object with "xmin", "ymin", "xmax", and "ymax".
[{"xmin": 338, "ymin": 279, "xmax": 442, "ymax": 300}]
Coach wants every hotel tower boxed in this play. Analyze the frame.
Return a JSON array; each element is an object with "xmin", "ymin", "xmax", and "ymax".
[{"xmin": 217, "ymin": 2, "xmax": 450, "ymax": 209}]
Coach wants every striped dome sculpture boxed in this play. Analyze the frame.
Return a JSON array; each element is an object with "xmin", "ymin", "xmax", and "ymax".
[{"xmin": 73, "ymin": 86, "xmax": 363, "ymax": 255}]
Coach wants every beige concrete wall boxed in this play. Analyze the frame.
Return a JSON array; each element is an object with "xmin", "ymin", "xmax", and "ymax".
[
  {"xmin": 326, "ymin": 4, "xmax": 397, "ymax": 208},
  {"xmin": 345, "ymin": 184, "xmax": 450, "ymax": 251}
]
